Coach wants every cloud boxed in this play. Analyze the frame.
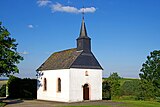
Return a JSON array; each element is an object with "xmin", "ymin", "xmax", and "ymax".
[
  {"xmin": 51, "ymin": 3, "xmax": 78, "ymax": 13},
  {"xmin": 28, "ymin": 24, "xmax": 34, "ymax": 29},
  {"xmin": 19, "ymin": 51, "xmax": 29, "ymax": 55},
  {"xmin": 51, "ymin": 3, "xmax": 96, "ymax": 14},
  {"xmin": 37, "ymin": 0, "xmax": 51, "ymax": 7},
  {"xmin": 79, "ymin": 7, "xmax": 96, "ymax": 13}
]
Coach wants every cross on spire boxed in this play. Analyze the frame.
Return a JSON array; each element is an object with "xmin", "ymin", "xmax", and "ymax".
[{"xmin": 82, "ymin": 0, "xmax": 85, "ymax": 19}]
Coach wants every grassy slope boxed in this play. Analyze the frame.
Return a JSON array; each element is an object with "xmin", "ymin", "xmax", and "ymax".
[
  {"xmin": 0, "ymin": 80, "xmax": 7, "ymax": 88},
  {"xmin": 119, "ymin": 78, "xmax": 139, "ymax": 85}
]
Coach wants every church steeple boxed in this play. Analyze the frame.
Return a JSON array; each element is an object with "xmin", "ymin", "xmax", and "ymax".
[
  {"xmin": 77, "ymin": 17, "xmax": 91, "ymax": 53},
  {"xmin": 79, "ymin": 17, "xmax": 88, "ymax": 38}
]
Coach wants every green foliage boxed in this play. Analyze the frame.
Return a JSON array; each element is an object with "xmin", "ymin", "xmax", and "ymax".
[
  {"xmin": 0, "ymin": 84, "xmax": 6, "ymax": 97},
  {"xmin": 7, "ymin": 75, "xmax": 37, "ymax": 99},
  {"xmin": 120, "ymin": 80, "xmax": 140, "ymax": 96},
  {"xmin": 102, "ymin": 80, "xmax": 111, "ymax": 100},
  {"xmin": 0, "ymin": 22, "xmax": 23, "ymax": 77},
  {"xmin": 139, "ymin": 50, "xmax": 160, "ymax": 100},
  {"xmin": 0, "ymin": 102, "xmax": 6, "ymax": 107},
  {"xmin": 108, "ymin": 72, "xmax": 121, "ymax": 98},
  {"xmin": 7, "ymin": 75, "xmax": 21, "ymax": 98}
]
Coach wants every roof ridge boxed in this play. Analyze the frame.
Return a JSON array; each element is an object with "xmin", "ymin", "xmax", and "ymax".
[{"xmin": 54, "ymin": 48, "xmax": 76, "ymax": 54}]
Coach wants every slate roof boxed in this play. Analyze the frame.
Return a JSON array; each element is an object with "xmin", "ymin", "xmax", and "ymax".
[{"xmin": 37, "ymin": 48, "xmax": 103, "ymax": 71}]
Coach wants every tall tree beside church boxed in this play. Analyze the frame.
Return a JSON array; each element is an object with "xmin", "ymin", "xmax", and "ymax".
[
  {"xmin": 139, "ymin": 50, "xmax": 160, "ymax": 99},
  {"xmin": 0, "ymin": 22, "xmax": 23, "ymax": 77}
]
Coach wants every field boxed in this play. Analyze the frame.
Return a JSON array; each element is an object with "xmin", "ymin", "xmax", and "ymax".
[
  {"xmin": 119, "ymin": 78, "xmax": 139, "ymax": 85},
  {"xmin": 0, "ymin": 80, "xmax": 7, "ymax": 88}
]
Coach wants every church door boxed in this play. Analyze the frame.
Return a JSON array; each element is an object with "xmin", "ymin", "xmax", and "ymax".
[{"xmin": 83, "ymin": 84, "xmax": 89, "ymax": 100}]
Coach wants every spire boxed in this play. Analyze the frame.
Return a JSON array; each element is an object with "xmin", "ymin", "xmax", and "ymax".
[
  {"xmin": 77, "ymin": 17, "xmax": 91, "ymax": 53},
  {"xmin": 79, "ymin": 17, "xmax": 88, "ymax": 38}
]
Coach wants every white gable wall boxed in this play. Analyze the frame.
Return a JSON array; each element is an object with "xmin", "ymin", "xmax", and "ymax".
[{"xmin": 69, "ymin": 68, "xmax": 102, "ymax": 102}]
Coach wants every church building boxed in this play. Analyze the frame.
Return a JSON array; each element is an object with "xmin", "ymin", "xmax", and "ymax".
[{"xmin": 36, "ymin": 17, "xmax": 103, "ymax": 102}]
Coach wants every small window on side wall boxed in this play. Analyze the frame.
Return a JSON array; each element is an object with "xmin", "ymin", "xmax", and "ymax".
[
  {"xmin": 43, "ymin": 78, "xmax": 47, "ymax": 91},
  {"xmin": 85, "ymin": 71, "xmax": 89, "ymax": 76},
  {"xmin": 57, "ymin": 78, "xmax": 61, "ymax": 92}
]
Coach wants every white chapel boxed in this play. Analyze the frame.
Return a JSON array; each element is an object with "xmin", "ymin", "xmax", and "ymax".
[{"xmin": 36, "ymin": 17, "xmax": 103, "ymax": 102}]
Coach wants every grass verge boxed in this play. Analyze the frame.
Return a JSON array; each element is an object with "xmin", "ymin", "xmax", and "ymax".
[
  {"xmin": 64, "ymin": 105, "xmax": 112, "ymax": 107},
  {"xmin": 0, "ymin": 102, "xmax": 6, "ymax": 107},
  {"xmin": 114, "ymin": 100, "xmax": 160, "ymax": 107}
]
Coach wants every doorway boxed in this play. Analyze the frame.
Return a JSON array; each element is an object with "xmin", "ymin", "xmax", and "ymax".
[{"xmin": 83, "ymin": 84, "xmax": 89, "ymax": 100}]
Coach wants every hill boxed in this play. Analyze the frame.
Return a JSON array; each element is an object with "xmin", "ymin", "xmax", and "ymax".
[{"xmin": 0, "ymin": 80, "xmax": 8, "ymax": 88}]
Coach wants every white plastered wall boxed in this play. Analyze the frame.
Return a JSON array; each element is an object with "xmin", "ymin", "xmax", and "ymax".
[
  {"xmin": 37, "ymin": 68, "xmax": 102, "ymax": 102},
  {"xmin": 69, "ymin": 68, "xmax": 102, "ymax": 102},
  {"xmin": 37, "ymin": 69, "xmax": 70, "ymax": 102}
]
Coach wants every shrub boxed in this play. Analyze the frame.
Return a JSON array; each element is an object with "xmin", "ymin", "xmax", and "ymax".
[
  {"xmin": 102, "ymin": 80, "xmax": 111, "ymax": 100},
  {"xmin": 120, "ymin": 80, "xmax": 140, "ymax": 96},
  {"xmin": 0, "ymin": 84, "xmax": 6, "ymax": 97},
  {"xmin": 7, "ymin": 76, "xmax": 37, "ymax": 99}
]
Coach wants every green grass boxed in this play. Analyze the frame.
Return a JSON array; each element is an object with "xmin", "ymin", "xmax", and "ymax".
[
  {"xmin": 64, "ymin": 105, "xmax": 111, "ymax": 107},
  {"xmin": 114, "ymin": 100, "xmax": 160, "ymax": 107},
  {"xmin": 0, "ymin": 102, "xmax": 6, "ymax": 107},
  {"xmin": 0, "ymin": 80, "xmax": 7, "ymax": 88},
  {"xmin": 103, "ymin": 78, "xmax": 139, "ymax": 86},
  {"xmin": 119, "ymin": 78, "xmax": 139, "ymax": 86},
  {"xmin": 64, "ymin": 100, "xmax": 160, "ymax": 107}
]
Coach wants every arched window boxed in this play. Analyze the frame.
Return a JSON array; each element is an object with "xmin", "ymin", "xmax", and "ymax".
[
  {"xmin": 57, "ymin": 78, "xmax": 61, "ymax": 92},
  {"xmin": 43, "ymin": 78, "xmax": 47, "ymax": 91}
]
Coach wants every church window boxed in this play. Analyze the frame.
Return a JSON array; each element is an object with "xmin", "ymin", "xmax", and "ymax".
[
  {"xmin": 43, "ymin": 78, "xmax": 47, "ymax": 91},
  {"xmin": 57, "ymin": 78, "xmax": 61, "ymax": 92},
  {"xmin": 85, "ymin": 71, "xmax": 89, "ymax": 76}
]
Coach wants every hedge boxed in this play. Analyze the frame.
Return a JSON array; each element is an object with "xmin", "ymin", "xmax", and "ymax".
[{"xmin": 7, "ymin": 76, "xmax": 37, "ymax": 99}]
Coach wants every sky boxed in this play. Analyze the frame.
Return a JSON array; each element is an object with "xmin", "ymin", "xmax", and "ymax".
[{"xmin": 0, "ymin": 0, "xmax": 160, "ymax": 79}]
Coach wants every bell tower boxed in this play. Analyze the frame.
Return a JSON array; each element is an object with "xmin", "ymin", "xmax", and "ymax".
[{"xmin": 77, "ymin": 17, "xmax": 91, "ymax": 53}]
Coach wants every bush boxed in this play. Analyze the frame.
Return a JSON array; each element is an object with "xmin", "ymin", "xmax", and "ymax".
[
  {"xmin": 7, "ymin": 76, "xmax": 37, "ymax": 99},
  {"xmin": 120, "ymin": 80, "xmax": 140, "ymax": 96},
  {"xmin": 0, "ymin": 84, "xmax": 6, "ymax": 97},
  {"xmin": 108, "ymin": 73, "xmax": 121, "ymax": 98},
  {"xmin": 102, "ymin": 80, "xmax": 111, "ymax": 100}
]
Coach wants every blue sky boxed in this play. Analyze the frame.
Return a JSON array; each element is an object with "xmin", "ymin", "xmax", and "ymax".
[{"xmin": 0, "ymin": 0, "xmax": 160, "ymax": 78}]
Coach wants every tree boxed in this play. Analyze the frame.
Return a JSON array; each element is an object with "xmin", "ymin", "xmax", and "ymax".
[
  {"xmin": 0, "ymin": 22, "xmax": 23, "ymax": 77},
  {"xmin": 102, "ymin": 80, "xmax": 111, "ymax": 100},
  {"xmin": 108, "ymin": 72, "xmax": 121, "ymax": 98},
  {"xmin": 139, "ymin": 50, "xmax": 160, "ymax": 99},
  {"xmin": 120, "ymin": 80, "xmax": 140, "ymax": 96}
]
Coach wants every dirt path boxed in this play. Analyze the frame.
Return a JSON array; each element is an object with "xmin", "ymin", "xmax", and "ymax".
[{"xmin": 3, "ymin": 99, "xmax": 125, "ymax": 107}]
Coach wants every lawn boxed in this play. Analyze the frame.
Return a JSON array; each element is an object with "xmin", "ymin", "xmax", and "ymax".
[
  {"xmin": 64, "ymin": 105, "xmax": 111, "ymax": 107},
  {"xmin": 0, "ymin": 102, "xmax": 6, "ymax": 107},
  {"xmin": 115, "ymin": 100, "xmax": 160, "ymax": 107},
  {"xmin": 64, "ymin": 100, "xmax": 160, "ymax": 107}
]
